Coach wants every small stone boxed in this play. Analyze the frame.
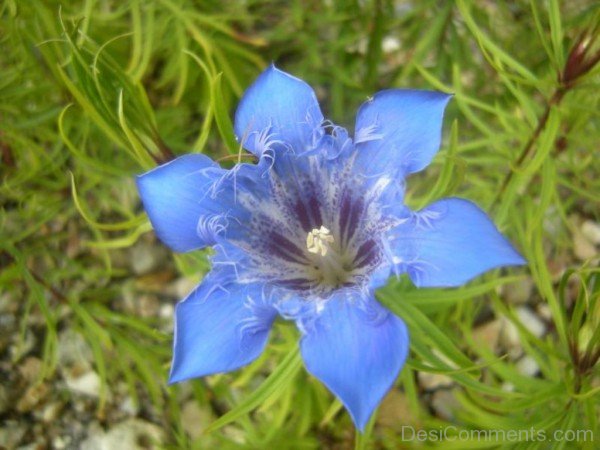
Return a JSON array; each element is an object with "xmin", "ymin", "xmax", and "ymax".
[
  {"xmin": 80, "ymin": 419, "xmax": 164, "ymax": 450},
  {"xmin": 0, "ymin": 422, "xmax": 27, "ymax": 448},
  {"xmin": 58, "ymin": 329, "xmax": 93, "ymax": 368},
  {"xmin": 431, "ymin": 389, "xmax": 460, "ymax": 421},
  {"xmin": 418, "ymin": 349, "xmax": 456, "ymax": 390},
  {"xmin": 159, "ymin": 303, "xmax": 174, "ymax": 320},
  {"xmin": 516, "ymin": 307, "xmax": 546, "ymax": 338},
  {"xmin": 181, "ymin": 400, "xmax": 212, "ymax": 440},
  {"xmin": 120, "ymin": 396, "xmax": 139, "ymax": 416},
  {"xmin": 573, "ymin": 231, "xmax": 597, "ymax": 260},
  {"xmin": 377, "ymin": 390, "xmax": 419, "ymax": 429},
  {"xmin": 547, "ymin": 256, "xmax": 567, "ymax": 282},
  {"xmin": 41, "ymin": 400, "xmax": 64, "ymax": 423},
  {"xmin": 0, "ymin": 385, "xmax": 9, "ymax": 414},
  {"xmin": 418, "ymin": 372, "xmax": 454, "ymax": 391},
  {"xmin": 382, "ymin": 36, "xmax": 401, "ymax": 53},
  {"xmin": 122, "ymin": 290, "xmax": 161, "ymax": 318},
  {"xmin": 53, "ymin": 435, "xmax": 71, "ymax": 449},
  {"xmin": 0, "ymin": 292, "xmax": 18, "ymax": 314},
  {"xmin": 499, "ymin": 317, "xmax": 521, "ymax": 358},
  {"xmin": 10, "ymin": 331, "xmax": 36, "ymax": 361},
  {"xmin": 472, "ymin": 319, "xmax": 502, "ymax": 352},
  {"xmin": 516, "ymin": 355, "xmax": 540, "ymax": 377},
  {"xmin": 137, "ymin": 295, "xmax": 160, "ymax": 318},
  {"xmin": 18, "ymin": 356, "xmax": 43, "ymax": 383},
  {"xmin": 131, "ymin": 243, "xmax": 166, "ymax": 275},
  {"xmin": 537, "ymin": 304, "xmax": 552, "ymax": 321},
  {"xmin": 503, "ymin": 278, "xmax": 534, "ymax": 305},
  {"xmin": 581, "ymin": 220, "xmax": 600, "ymax": 245},
  {"xmin": 570, "ymin": 215, "xmax": 598, "ymax": 260},
  {"xmin": 65, "ymin": 370, "xmax": 101, "ymax": 397},
  {"xmin": 16, "ymin": 382, "xmax": 49, "ymax": 413},
  {"xmin": 502, "ymin": 382, "xmax": 515, "ymax": 392},
  {"xmin": 170, "ymin": 277, "xmax": 199, "ymax": 299}
]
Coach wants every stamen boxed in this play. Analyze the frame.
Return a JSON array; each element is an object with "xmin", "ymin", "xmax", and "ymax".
[{"xmin": 306, "ymin": 226, "xmax": 334, "ymax": 256}]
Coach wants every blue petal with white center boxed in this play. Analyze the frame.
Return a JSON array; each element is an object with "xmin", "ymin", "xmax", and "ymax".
[
  {"xmin": 387, "ymin": 198, "xmax": 526, "ymax": 287},
  {"xmin": 136, "ymin": 65, "xmax": 526, "ymax": 432},
  {"xmin": 300, "ymin": 293, "xmax": 409, "ymax": 431},
  {"xmin": 355, "ymin": 89, "xmax": 452, "ymax": 177}
]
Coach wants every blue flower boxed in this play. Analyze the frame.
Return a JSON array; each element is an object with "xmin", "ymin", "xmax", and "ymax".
[{"xmin": 136, "ymin": 65, "xmax": 525, "ymax": 431}]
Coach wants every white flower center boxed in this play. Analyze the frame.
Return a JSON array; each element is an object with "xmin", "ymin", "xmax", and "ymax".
[
  {"xmin": 306, "ymin": 226, "xmax": 334, "ymax": 256},
  {"xmin": 305, "ymin": 226, "xmax": 353, "ymax": 288}
]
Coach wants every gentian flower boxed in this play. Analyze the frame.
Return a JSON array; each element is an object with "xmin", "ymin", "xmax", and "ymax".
[{"xmin": 136, "ymin": 66, "xmax": 525, "ymax": 430}]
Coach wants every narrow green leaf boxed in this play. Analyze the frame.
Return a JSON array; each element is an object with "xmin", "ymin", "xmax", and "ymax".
[{"xmin": 204, "ymin": 348, "xmax": 302, "ymax": 434}]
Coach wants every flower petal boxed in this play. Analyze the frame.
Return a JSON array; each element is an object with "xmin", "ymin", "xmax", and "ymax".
[
  {"xmin": 388, "ymin": 198, "xmax": 526, "ymax": 287},
  {"xmin": 299, "ymin": 293, "xmax": 409, "ymax": 431},
  {"xmin": 234, "ymin": 65, "xmax": 324, "ymax": 156},
  {"xmin": 169, "ymin": 270, "xmax": 276, "ymax": 383},
  {"xmin": 136, "ymin": 154, "xmax": 221, "ymax": 252},
  {"xmin": 354, "ymin": 89, "xmax": 451, "ymax": 176},
  {"xmin": 137, "ymin": 154, "xmax": 273, "ymax": 252}
]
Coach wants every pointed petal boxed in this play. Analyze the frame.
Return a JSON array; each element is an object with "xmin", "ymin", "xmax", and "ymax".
[
  {"xmin": 388, "ymin": 198, "xmax": 526, "ymax": 287},
  {"xmin": 300, "ymin": 293, "xmax": 409, "ymax": 431},
  {"xmin": 234, "ymin": 65, "xmax": 324, "ymax": 156},
  {"xmin": 169, "ymin": 271, "xmax": 276, "ymax": 383},
  {"xmin": 354, "ymin": 89, "xmax": 451, "ymax": 176},
  {"xmin": 137, "ymin": 154, "xmax": 272, "ymax": 252},
  {"xmin": 136, "ymin": 154, "xmax": 221, "ymax": 252}
]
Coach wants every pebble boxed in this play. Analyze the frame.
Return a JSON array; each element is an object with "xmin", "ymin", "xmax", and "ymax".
[
  {"xmin": 418, "ymin": 349, "xmax": 456, "ymax": 390},
  {"xmin": 18, "ymin": 356, "xmax": 42, "ymax": 383},
  {"xmin": 418, "ymin": 372, "xmax": 454, "ymax": 391},
  {"xmin": 516, "ymin": 306, "xmax": 546, "ymax": 338},
  {"xmin": 472, "ymin": 319, "xmax": 502, "ymax": 352},
  {"xmin": 80, "ymin": 419, "xmax": 164, "ymax": 450},
  {"xmin": 431, "ymin": 390, "xmax": 459, "ymax": 421},
  {"xmin": 181, "ymin": 400, "xmax": 212, "ymax": 440},
  {"xmin": 503, "ymin": 278, "xmax": 534, "ymax": 305},
  {"xmin": 499, "ymin": 317, "xmax": 521, "ymax": 358},
  {"xmin": 571, "ymin": 215, "xmax": 598, "ymax": 260},
  {"xmin": 119, "ymin": 396, "xmax": 139, "ymax": 416},
  {"xmin": 516, "ymin": 355, "xmax": 540, "ymax": 377},
  {"xmin": 537, "ymin": 304, "xmax": 552, "ymax": 322},
  {"xmin": 53, "ymin": 435, "xmax": 71, "ymax": 449},
  {"xmin": 0, "ymin": 292, "xmax": 18, "ymax": 314},
  {"xmin": 64, "ymin": 370, "xmax": 102, "ymax": 398},
  {"xmin": 16, "ymin": 383, "xmax": 49, "ymax": 413},
  {"xmin": 41, "ymin": 400, "xmax": 64, "ymax": 423},
  {"xmin": 123, "ymin": 289, "xmax": 160, "ymax": 318},
  {"xmin": 0, "ymin": 421, "xmax": 26, "ymax": 448},
  {"xmin": 57, "ymin": 329, "xmax": 93, "ymax": 368},
  {"xmin": 170, "ymin": 276, "xmax": 199, "ymax": 299},
  {"xmin": 382, "ymin": 36, "xmax": 401, "ymax": 53},
  {"xmin": 377, "ymin": 390, "xmax": 419, "ymax": 428},
  {"xmin": 131, "ymin": 242, "xmax": 167, "ymax": 275},
  {"xmin": 581, "ymin": 220, "xmax": 600, "ymax": 245},
  {"xmin": 10, "ymin": 331, "xmax": 36, "ymax": 362},
  {"xmin": 159, "ymin": 303, "xmax": 174, "ymax": 321}
]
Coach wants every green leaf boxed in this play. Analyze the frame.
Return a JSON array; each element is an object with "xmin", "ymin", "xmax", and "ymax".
[{"xmin": 203, "ymin": 348, "xmax": 303, "ymax": 434}]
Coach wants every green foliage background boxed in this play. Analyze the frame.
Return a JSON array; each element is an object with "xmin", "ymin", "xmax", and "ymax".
[{"xmin": 1, "ymin": 0, "xmax": 599, "ymax": 448}]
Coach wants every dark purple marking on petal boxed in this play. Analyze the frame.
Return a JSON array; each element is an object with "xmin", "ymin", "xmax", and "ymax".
[
  {"xmin": 338, "ymin": 192, "xmax": 352, "ymax": 244},
  {"xmin": 339, "ymin": 192, "xmax": 364, "ymax": 245},
  {"xmin": 307, "ymin": 194, "xmax": 323, "ymax": 228},
  {"xmin": 268, "ymin": 231, "xmax": 308, "ymax": 264},
  {"xmin": 278, "ymin": 277, "xmax": 313, "ymax": 290},
  {"xmin": 293, "ymin": 199, "xmax": 312, "ymax": 232},
  {"xmin": 354, "ymin": 239, "xmax": 380, "ymax": 268}
]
